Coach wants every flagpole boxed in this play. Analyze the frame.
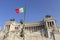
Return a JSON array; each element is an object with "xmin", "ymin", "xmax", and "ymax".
[{"xmin": 23, "ymin": 1, "xmax": 26, "ymax": 40}]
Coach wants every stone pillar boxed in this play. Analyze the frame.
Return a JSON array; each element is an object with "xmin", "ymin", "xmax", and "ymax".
[{"xmin": 45, "ymin": 21, "xmax": 51, "ymax": 38}]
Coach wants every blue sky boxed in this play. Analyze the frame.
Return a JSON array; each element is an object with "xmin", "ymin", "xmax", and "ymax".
[{"xmin": 0, "ymin": 0, "xmax": 60, "ymax": 30}]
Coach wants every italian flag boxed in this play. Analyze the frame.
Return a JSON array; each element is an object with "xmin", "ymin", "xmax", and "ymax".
[{"xmin": 16, "ymin": 8, "xmax": 26, "ymax": 14}]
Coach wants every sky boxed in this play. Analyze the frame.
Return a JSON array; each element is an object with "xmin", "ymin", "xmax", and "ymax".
[{"xmin": 0, "ymin": 0, "xmax": 60, "ymax": 30}]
